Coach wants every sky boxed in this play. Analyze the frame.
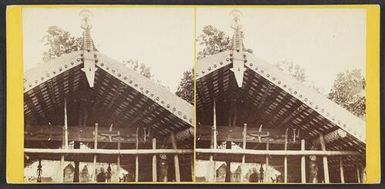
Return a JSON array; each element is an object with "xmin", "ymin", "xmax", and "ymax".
[
  {"xmin": 197, "ymin": 8, "xmax": 367, "ymax": 93},
  {"xmin": 23, "ymin": 8, "xmax": 194, "ymax": 92},
  {"xmin": 23, "ymin": 8, "xmax": 366, "ymax": 93}
]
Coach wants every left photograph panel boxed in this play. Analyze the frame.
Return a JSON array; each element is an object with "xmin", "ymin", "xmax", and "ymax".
[{"xmin": 22, "ymin": 7, "xmax": 194, "ymax": 183}]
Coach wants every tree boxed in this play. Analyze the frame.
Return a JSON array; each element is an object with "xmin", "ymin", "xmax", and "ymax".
[
  {"xmin": 42, "ymin": 26, "xmax": 154, "ymax": 79},
  {"xmin": 175, "ymin": 69, "xmax": 194, "ymax": 105},
  {"xmin": 275, "ymin": 60, "xmax": 323, "ymax": 94},
  {"xmin": 275, "ymin": 60, "xmax": 306, "ymax": 82},
  {"xmin": 122, "ymin": 59, "xmax": 152, "ymax": 79},
  {"xmin": 197, "ymin": 25, "xmax": 232, "ymax": 59},
  {"xmin": 328, "ymin": 69, "xmax": 365, "ymax": 119},
  {"xmin": 42, "ymin": 26, "xmax": 83, "ymax": 62}
]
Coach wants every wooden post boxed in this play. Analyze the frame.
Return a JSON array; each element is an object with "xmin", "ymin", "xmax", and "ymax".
[
  {"xmin": 265, "ymin": 143, "xmax": 269, "ymax": 182},
  {"xmin": 170, "ymin": 132, "xmax": 180, "ymax": 182},
  {"xmin": 116, "ymin": 131, "xmax": 121, "ymax": 182},
  {"xmin": 92, "ymin": 123, "xmax": 98, "ymax": 182},
  {"xmin": 152, "ymin": 138, "xmax": 157, "ymax": 182},
  {"xmin": 356, "ymin": 164, "xmax": 361, "ymax": 183},
  {"xmin": 135, "ymin": 127, "xmax": 139, "ymax": 182},
  {"xmin": 339, "ymin": 158, "xmax": 345, "ymax": 183},
  {"xmin": 361, "ymin": 166, "xmax": 366, "ymax": 183},
  {"xmin": 59, "ymin": 98, "xmax": 69, "ymax": 182},
  {"xmin": 301, "ymin": 139, "xmax": 306, "ymax": 183},
  {"xmin": 225, "ymin": 141, "xmax": 231, "ymax": 182},
  {"xmin": 64, "ymin": 98, "xmax": 68, "ymax": 149},
  {"xmin": 73, "ymin": 141, "xmax": 80, "ymax": 182},
  {"xmin": 191, "ymin": 155, "xmax": 194, "ymax": 181},
  {"xmin": 241, "ymin": 123, "xmax": 247, "ymax": 182},
  {"xmin": 59, "ymin": 155, "xmax": 64, "ymax": 182},
  {"xmin": 320, "ymin": 135, "xmax": 329, "ymax": 183},
  {"xmin": 283, "ymin": 129, "xmax": 288, "ymax": 183},
  {"xmin": 209, "ymin": 99, "xmax": 217, "ymax": 182},
  {"xmin": 213, "ymin": 99, "xmax": 217, "ymax": 148}
]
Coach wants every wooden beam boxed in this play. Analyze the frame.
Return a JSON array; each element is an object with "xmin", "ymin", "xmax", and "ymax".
[
  {"xmin": 339, "ymin": 158, "xmax": 345, "ymax": 183},
  {"xmin": 152, "ymin": 138, "xmax": 157, "ymax": 182},
  {"xmin": 320, "ymin": 135, "xmax": 330, "ymax": 183},
  {"xmin": 301, "ymin": 139, "xmax": 306, "ymax": 183},
  {"xmin": 25, "ymin": 148, "xmax": 193, "ymax": 156},
  {"xmin": 25, "ymin": 125, "xmax": 138, "ymax": 144},
  {"xmin": 164, "ymin": 127, "xmax": 194, "ymax": 144},
  {"xmin": 170, "ymin": 132, "xmax": 180, "ymax": 182},
  {"xmin": 312, "ymin": 129, "xmax": 347, "ymax": 145},
  {"xmin": 195, "ymin": 148, "xmax": 360, "ymax": 156},
  {"xmin": 197, "ymin": 126, "xmax": 301, "ymax": 144},
  {"xmin": 273, "ymin": 104, "xmax": 306, "ymax": 129},
  {"xmin": 248, "ymin": 84, "xmax": 275, "ymax": 123}
]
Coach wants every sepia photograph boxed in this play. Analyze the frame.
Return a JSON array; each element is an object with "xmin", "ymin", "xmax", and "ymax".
[
  {"xmin": 195, "ymin": 8, "xmax": 367, "ymax": 183},
  {"xmin": 22, "ymin": 8, "xmax": 194, "ymax": 183}
]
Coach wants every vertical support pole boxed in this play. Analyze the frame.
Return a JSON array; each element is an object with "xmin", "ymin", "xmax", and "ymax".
[
  {"xmin": 265, "ymin": 143, "xmax": 269, "ymax": 182},
  {"xmin": 59, "ymin": 155, "xmax": 64, "ymax": 182},
  {"xmin": 116, "ymin": 131, "xmax": 121, "ymax": 182},
  {"xmin": 208, "ymin": 99, "xmax": 217, "ymax": 182},
  {"xmin": 59, "ymin": 98, "xmax": 69, "ymax": 182},
  {"xmin": 361, "ymin": 166, "xmax": 366, "ymax": 183},
  {"xmin": 301, "ymin": 139, "xmax": 306, "ymax": 183},
  {"xmin": 283, "ymin": 130, "xmax": 288, "ymax": 183},
  {"xmin": 135, "ymin": 127, "xmax": 139, "ymax": 182},
  {"xmin": 92, "ymin": 123, "xmax": 98, "ymax": 182},
  {"xmin": 170, "ymin": 132, "xmax": 180, "ymax": 182},
  {"xmin": 356, "ymin": 164, "xmax": 361, "ymax": 183},
  {"xmin": 240, "ymin": 123, "xmax": 247, "ymax": 182},
  {"xmin": 225, "ymin": 141, "xmax": 231, "ymax": 182},
  {"xmin": 339, "ymin": 158, "xmax": 345, "ymax": 183},
  {"xmin": 64, "ymin": 98, "xmax": 68, "ymax": 149},
  {"xmin": 319, "ymin": 135, "xmax": 329, "ymax": 183},
  {"xmin": 213, "ymin": 99, "xmax": 217, "ymax": 147},
  {"xmin": 191, "ymin": 155, "xmax": 194, "ymax": 181},
  {"xmin": 73, "ymin": 141, "xmax": 80, "ymax": 182},
  {"xmin": 152, "ymin": 138, "xmax": 157, "ymax": 182}
]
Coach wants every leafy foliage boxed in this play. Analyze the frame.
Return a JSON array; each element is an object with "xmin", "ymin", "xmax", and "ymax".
[
  {"xmin": 42, "ymin": 26, "xmax": 83, "ymax": 62},
  {"xmin": 275, "ymin": 60, "xmax": 306, "ymax": 82},
  {"xmin": 275, "ymin": 60, "xmax": 324, "ymax": 94},
  {"xmin": 197, "ymin": 25, "xmax": 232, "ymax": 59},
  {"xmin": 175, "ymin": 69, "xmax": 194, "ymax": 105},
  {"xmin": 328, "ymin": 69, "xmax": 366, "ymax": 119},
  {"xmin": 122, "ymin": 59, "xmax": 153, "ymax": 79}
]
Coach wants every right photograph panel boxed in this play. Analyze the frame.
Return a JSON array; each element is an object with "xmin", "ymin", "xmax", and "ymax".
[{"xmin": 195, "ymin": 8, "xmax": 367, "ymax": 183}]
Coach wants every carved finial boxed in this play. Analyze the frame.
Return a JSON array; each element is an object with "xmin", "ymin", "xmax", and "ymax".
[
  {"xmin": 80, "ymin": 9, "xmax": 93, "ymax": 30},
  {"xmin": 230, "ymin": 9, "xmax": 244, "ymax": 52},
  {"xmin": 79, "ymin": 10, "xmax": 94, "ymax": 51}
]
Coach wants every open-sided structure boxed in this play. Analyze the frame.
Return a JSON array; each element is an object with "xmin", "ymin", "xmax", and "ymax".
[
  {"xmin": 24, "ymin": 11, "xmax": 194, "ymax": 182},
  {"xmin": 196, "ymin": 10, "xmax": 366, "ymax": 183}
]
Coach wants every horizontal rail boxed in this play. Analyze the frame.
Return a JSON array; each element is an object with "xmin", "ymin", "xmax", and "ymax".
[
  {"xmin": 25, "ymin": 148, "xmax": 193, "ymax": 155},
  {"xmin": 196, "ymin": 148, "xmax": 361, "ymax": 156}
]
